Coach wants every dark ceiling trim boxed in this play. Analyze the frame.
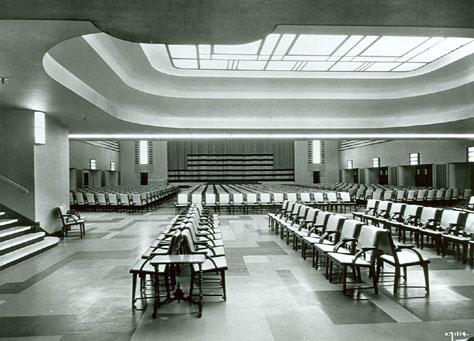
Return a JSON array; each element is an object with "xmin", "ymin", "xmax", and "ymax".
[{"xmin": 1, "ymin": 0, "xmax": 474, "ymax": 43}]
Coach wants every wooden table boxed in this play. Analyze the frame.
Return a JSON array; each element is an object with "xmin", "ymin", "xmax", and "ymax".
[{"xmin": 150, "ymin": 254, "xmax": 206, "ymax": 318}]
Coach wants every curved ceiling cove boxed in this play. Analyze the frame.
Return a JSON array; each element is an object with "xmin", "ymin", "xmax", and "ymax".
[{"xmin": 43, "ymin": 26, "xmax": 474, "ymax": 131}]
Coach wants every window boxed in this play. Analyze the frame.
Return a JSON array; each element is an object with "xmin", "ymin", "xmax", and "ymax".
[
  {"xmin": 89, "ymin": 159, "xmax": 96, "ymax": 170},
  {"xmin": 409, "ymin": 153, "xmax": 420, "ymax": 166},
  {"xmin": 139, "ymin": 140, "xmax": 149, "ymax": 165},
  {"xmin": 110, "ymin": 162, "xmax": 115, "ymax": 171},
  {"xmin": 468, "ymin": 147, "xmax": 474, "ymax": 162},
  {"xmin": 34, "ymin": 111, "xmax": 45, "ymax": 144},
  {"xmin": 346, "ymin": 160, "xmax": 353, "ymax": 169},
  {"xmin": 311, "ymin": 140, "xmax": 321, "ymax": 164},
  {"xmin": 372, "ymin": 157, "xmax": 380, "ymax": 168}
]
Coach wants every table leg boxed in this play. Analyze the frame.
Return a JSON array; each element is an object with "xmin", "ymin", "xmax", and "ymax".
[{"xmin": 198, "ymin": 264, "xmax": 203, "ymax": 318}]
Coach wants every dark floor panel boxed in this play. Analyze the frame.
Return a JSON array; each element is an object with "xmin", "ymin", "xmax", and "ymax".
[
  {"xmin": 315, "ymin": 291, "xmax": 396, "ymax": 325},
  {"xmin": 86, "ymin": 218, "xmax": 125, "ymax": 224},
  {"xmin": 400, "ymin": 300, "xmax": 474, "ymax": 321},
  {"xmin": 428, "ymin": 258, "xmax": 467, "ymax": 270}
]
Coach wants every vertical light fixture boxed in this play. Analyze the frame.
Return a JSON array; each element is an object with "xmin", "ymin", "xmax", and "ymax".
[
  {"xmin": 467, "ymin": 147, "xmax": 474, "ymax": 162},
  {"xmin": 372, "ymin": 157, "xmax": 380, "ymax": 168},
  {"xmin": 89, "ymin": 159, "xmax": 96, "ymax": 170},
  {"xmin": 409, "ymin": 153, "xmax": 420, "ymax": 165},
  {"xmin": 346, "ymin": 160, "xmax": 353, "ymax": 169},
  {"xmin": 139, "ymin": 140, "xmax": 148, "ymax": 165},
  {"xmin": 34, "ymin": 111, "xmax": 46, "ymax": 144},
  {"xmin": 110, "ymin": 161, "xmax": 116, "ymax": 171}
]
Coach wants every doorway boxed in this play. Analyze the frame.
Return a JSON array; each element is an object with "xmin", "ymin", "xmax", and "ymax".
[
  {"xmin": 313, "ymin": 171, "xmax": 321, "ymax": 184},
  {"xmin": 415, "ymin": 165, "xmax": 433, "ymax": 187},
  {"xmin": 140, "ymin": 172, "xmax": 149, "ymax": 185},
  {"xmin": 379, "ymin": 167, "xmax": 389, "ymax": 185}
]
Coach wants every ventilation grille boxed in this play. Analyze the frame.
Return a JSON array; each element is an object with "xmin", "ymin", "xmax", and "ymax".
[
  {"xmin": 84, "ymin": 141, "xmax": 120, "ymax": 152},
  {"xmin": 339, "ymin": 140, "xmax": 389, "ymax": 151},
  {"xmin": 308, "ymin": 141, "xmax": 325, "ymax": 165}
]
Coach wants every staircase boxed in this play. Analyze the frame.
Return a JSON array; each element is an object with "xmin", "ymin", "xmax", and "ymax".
[{"xmin": 0, "ymin": 211, "xmax": 59, "ymax": 270}]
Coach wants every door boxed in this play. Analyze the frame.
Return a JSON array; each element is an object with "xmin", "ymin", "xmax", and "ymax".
[
  {"xmin": 140, "ymin": 172, "xmax": 149, "ymax": 185},
  {"xmin": 83, "ymin": 172, "xmax": 89, "ymax": 188},
  {"xmin": 415, "ymin": 165, "xmax": 433, "ymax": 187},
  {"xmin": 379, "ymin": 167, "xmax": 389, "ymax": 185},
  {"xmin": 313, "ymin": 171, "xmax": 321, "ymax": 184},
  {"xmin": 352, "ymin": 169, "xmax": 359, "ymax": 183}
]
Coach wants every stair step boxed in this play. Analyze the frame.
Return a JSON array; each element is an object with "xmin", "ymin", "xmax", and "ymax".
[
  {"xmin": 0, "ymin": 232, "xmax": 45, "ymax": 255},
  {"xmin": 0, "ymin": 218, "xmax": 19, "ymax": 229},
  {"xmin": 0, "ymin": 237, "xmax": 59, "ymax": 270},
  {"xmin": 0, "ymin": 226, "xmax": 33, "ymax": 242}
]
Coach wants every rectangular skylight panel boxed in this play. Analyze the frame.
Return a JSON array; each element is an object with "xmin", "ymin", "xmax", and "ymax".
[
  {"xmin": 303, "ymin": 62, "xmax": 334, "ymax": 71},
  {"xmin": 283, "ymin": 55, "xmax": 328, "ymax": 61},
  {"xmin": 168, "ymin": 45, "xmax": 197, "ymax": 58},
  {"xmin": 353, "ymin": 56, "xmax": 399, "ymax": 62},
  {"xmin": 266, "ymin": 61, "xmax": 297, "ymax": 71},
  {"xmin": 330, "ymin": 62, "xmax": 364, "ymax": 71},
  {"xmin": 273, "ymin": 34, "xmax": 296, "ymax": 55},
  {"xmin": 397, "ymin": 37, "xmax": 443, "ymax": 61},
  {"xmin": 365, "ymin": 62, "xmax": 401, "ymax": 71},
  {"xmin": 346, "ymin": 36, "xmax": 379, "ymax": 57},
  {"xmin": 200, "ymin": 59, "xmax": 228, "ymax": 69},
  {"xmin": 392, "ymin": 62, "xmax": 425, "ymax": 71},
  {"xmin": 362, "ymin": 36, "xmax": 428, "ymax": 57},
  {"xmin": 289, "ymin": 35, "xmax": 347, "ymax": 55},
  {"xmin": 411, "ymin": 37, "xmax": 473, "ymax": 62},
  {"xmin": 212, "ymin": 54, "xmax": 258, "ymax": 60},
  {"xmin": 213, "ymin": 40, "xmax": 261, "ymax": 55},
  {"xmin": 173, "ymin": 59, "xmax": 198, "ymax": 69},
  {"xmin": 237, "ymin": 61, "xmax": 267, "ymax": 70},
  {"xmin": 333, "ymin": 35, "xmax": 363, "ymax": 56},
  {"xmin": 260, "ymin": 34, "xmax": 280, "ymax": 55}
]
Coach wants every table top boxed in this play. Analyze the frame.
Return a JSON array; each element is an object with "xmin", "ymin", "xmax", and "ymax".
[{"xmin": 150, "ymin": 254, "xmax": 206, "ymax": 265}]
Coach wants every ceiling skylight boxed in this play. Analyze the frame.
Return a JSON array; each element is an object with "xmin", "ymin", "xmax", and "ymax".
[{"xmin": 165, "ymin": 33, "xmax": 474, "ymax": 73}]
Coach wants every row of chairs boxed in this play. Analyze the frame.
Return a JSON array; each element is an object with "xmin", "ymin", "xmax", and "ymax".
[
  {"xmin": 129, "ymin": 204, "xmax": 227, "ymax": 315},
  {"xmin": 268, "ymin": 201, "xmax": 431, "ymax": 296},
  {"xmin": 353, "ymin": 199, "xmax": 474, "ymax": 265},
  {"xmin": 70, "ymin": 185, "xmax": 178, "ymax": 212}
]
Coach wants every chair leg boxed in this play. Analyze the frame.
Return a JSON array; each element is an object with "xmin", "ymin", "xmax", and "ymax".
[
  {"xmin": 394, "ymin": 267, "xmax": 400, "ymax": 296},
  {"xmin": 342, "ymin": 266, "xmax": 347, "ymax": 295},
  {"xmin": 221, "ymin": 270, "xmax": 227, "ymax": 301},
  {"xmin": 131, "ymin": 273, "xmax": 137, "ymax": 309},
  {"xmin": 422, "ymin": 263, "xmax": 430, "ymax": 294}
]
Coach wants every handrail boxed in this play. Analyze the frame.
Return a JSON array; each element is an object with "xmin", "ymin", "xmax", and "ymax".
[{"xmin": 0, "ymin": 174, "xmax": 30, "ymax": 194}]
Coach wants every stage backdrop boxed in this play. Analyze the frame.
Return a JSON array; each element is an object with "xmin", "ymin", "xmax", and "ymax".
[{"xmin": 167, "ymin": 140, "xmax": 294, "ymax": 182}]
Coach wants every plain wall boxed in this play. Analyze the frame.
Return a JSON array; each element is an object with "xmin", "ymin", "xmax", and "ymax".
[
  {"xmin": 34, "ymin": 117, "xmax": 69, "ymax": 233},
  {"xmin": 70, "ymin": 141, "xmax": 120, "ymax": 171},
  {"xmin": 0, "ymin": 110, "xmax": 36, "ymax": 220}
]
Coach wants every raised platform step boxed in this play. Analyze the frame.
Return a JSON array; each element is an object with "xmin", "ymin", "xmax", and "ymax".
[
  {"xmin": 0, "ymin": 218, "xmax": 18, "ymax": 229},
  {"xmin": 0, "ymin": 226, "xmax": 32, "ymax": 242},
  {"xmin": 0, "ymin": 232, "xmax": 45, "ymax": 256},
  {"xmin": 0, "ymin": 237, "xmax": 59, "ymax": 270}
]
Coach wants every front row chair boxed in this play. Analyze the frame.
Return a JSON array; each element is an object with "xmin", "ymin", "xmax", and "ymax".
[
  {"xmin": 58, "ymin": 204, "xmax": 86, "ymax": 238},
  {"xmin": 376, "ymin": 231, "xmax": 430, "ymax": 296}
]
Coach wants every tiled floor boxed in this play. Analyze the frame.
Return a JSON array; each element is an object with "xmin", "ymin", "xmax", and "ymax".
[{"xmin": 0, "ymin": 203, "xmax": 473, "ymax": 341}]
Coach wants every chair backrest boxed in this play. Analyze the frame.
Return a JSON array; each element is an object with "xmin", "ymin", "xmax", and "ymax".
[
  {"xmin": 327, "ymin": 192, "xmax": 338, "ymax": 202},
  {"xmin": 260, "ymin": 193, "xmax": 270, "ymax": 204},
  {"xmin": 376, "ymin": 229, "xmax": 397, "ymax": 257},
  {"xmin": 233, "ymin": 193, "xmax": 244, "ymax": 204},
  {"xmin": 300, "ymin": 192, "xmax": 311, "ymax": 202},
  {"xmin": 119, "ymin": 193, "xmax": 129, "ymax": 205},
  {"xmin": 191, "ymin": 193, "xmax": 202, "ymax": 204},
  {"xmin": 108, "ymin": 193, "xmax": 118, "ymax": 205},
  {"xmin": 97, "ymin": 193, "xmax": 107, "ymax": 204},
  {"xmin": 339, "ymin": 192, "xmax": 352, "ymax": 202},
  {"xmin": 402, "ymin": 204, "xmax": 421, "ymax": 220},
  {"xmin": 205, "ymin": 193, "xmax": 216, "ymax": 205},
  {"xmin": 395, "ymin": 190, "xmax": 405, "ymax": 201},
  {"xmin": 416, "ymin": 189, "xmax": 427, "ymax": 200},
  {"xmin": 287, "ymin": 193, "xmax": 297, "ymax": 202},
  {"xmin": 355, "ymin": 188, "xmax": 365, "ymax": 198},
  {"xmin": 419, "ymin": 207, "xmax": 439, "ymax": 225},
  {"xmin": 464, "ymin": 189, "xmax": 472, "ymax": 199},
  {"xmin": 463, "ymin": 213, "xmax": 474, "ymax": 235},
  {"xmin": 132, "ymin": 193, "xmax": 142, "ymax": 205},
  {"xmin": 246, "ymin": 193, "xmax": 257, "ymax": 204},
  {"xmin": 372, "ymin": 191, "xmax": 383, "ymax": 200},
  {"xmin": 281, "ymin": 200, "xmax": 289, "ymax": 211},
  {"xmin": 357, "ymin": 225, "xmax": 382, "ymax": 250},
  {"xmin": 58, "ymin": 204, "xmax": 67, "ymax": 217},
  {"xmin": 69, "ymin": 192, "xmax": 74, "ymax": 204},
  {"xmin": 389, "ymin": 202, "xmax": 405, "ymax": 217},
  {"xmin": 452, "ymin": 188, "xmax": 459, "ymax": 199},
  {"xmin": 439, "ymin": 209, "xmax": 463, "ymax": 230},
  {"xmin": 218, "ymin": 193, "xmax": 230, "ymax": 204},
  {"xmin": 314, "ymin": 211, "xmax": 331, "ymax": 228},
  {"xmin": 340, "ymin": 219, "xmax": 362, "ymax": 240},
  {"xmin": 273, "ymin": 193, "xmax": 284, "ymax": 203},
  {"xmin": 75, "ymin": 192, "xmax": 85, "ymax": 205},
  {"xmin": 177, "ymin": 193, "xmax": 189, "ymax": 204},
  {"xmin": 383, "ymin": 190, "xmax": 393, "ymax": 200},
  {"xmin": 406, "ymin": 190, "xmax": 416, "ymax": 201},
  {"xmin": 377, "ymin": 200, "xmax": 391, "ymax": 212},
  {"xmin": 291, "ymin": 203, "xmax": 302, "ymax": 215},
  {"xmin": 444, "ymin": 188, "xmax": 453, "ymax": 200},
  {"xmin": 297, "ymin": 205, "xmax": 309, "ymax": 219},
  {"xmin": 313, "ymin": 192, "xmax": 325, "ymax": 202},
  {"xmin": 366, "ymin": 199, "xmax": 378, "ymax": 210},
  {"xmin": 305, "ymin": 208, "xmax": 318, "ymax": 222},
  {"xmin": 86, "ymin": 193, "xmax": 95, "ymax": 204},
  {"xmin": 426, "ymin": 189, "xmax": 436, "ymax": 200},
  {"xmin": 181, "ymin": 228, "xmax": 197, "ymax": 252},
  {"xmin": 435, "ymin": 189, "xmax": 445, "ymax": 200},
  {"xmin": 286, "ymin": 201, "xmax": 296, "ymax": 214},
  {"xmin": 325, "ymin": 214, "xmax": 345, "ymax": 233}
]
